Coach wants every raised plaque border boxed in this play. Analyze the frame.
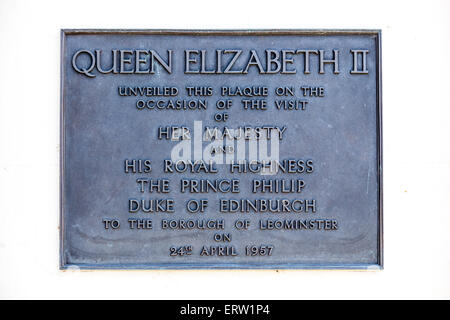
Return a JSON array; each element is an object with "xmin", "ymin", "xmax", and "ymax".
[{"xmin": 60, "ymin": 29, "xmax": 383, "ymax": 270}]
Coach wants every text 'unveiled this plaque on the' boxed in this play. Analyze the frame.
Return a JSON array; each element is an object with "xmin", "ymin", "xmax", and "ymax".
[{"xmin": 60, "ymin": 30, "xmax": 382, "ymax": 269}]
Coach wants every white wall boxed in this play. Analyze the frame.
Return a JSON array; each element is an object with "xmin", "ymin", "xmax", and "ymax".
[{"xmin": 0, "ymin": 0, "xmax": 449, "ymax": 299}]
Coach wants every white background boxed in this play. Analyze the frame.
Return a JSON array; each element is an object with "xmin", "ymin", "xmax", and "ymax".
[{"xmin": 0, "ymin": 0, "xmax": 449, "ymax": 299}]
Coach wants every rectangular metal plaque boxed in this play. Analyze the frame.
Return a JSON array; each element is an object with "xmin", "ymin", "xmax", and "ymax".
[{"xmin": 61, "ymin": 30, "xmax": 382, "ymax": 270}]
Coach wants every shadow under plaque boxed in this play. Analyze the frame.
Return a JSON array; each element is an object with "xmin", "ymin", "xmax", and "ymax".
[{"xmin": 60, "ymin": 29, "xmax": 383, "ymax": 270}]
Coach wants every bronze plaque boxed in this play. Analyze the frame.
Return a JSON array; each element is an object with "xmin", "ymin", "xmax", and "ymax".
[{"xmin": 61, "ymin": 30, "xmax": 382, "ymax": 269}]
